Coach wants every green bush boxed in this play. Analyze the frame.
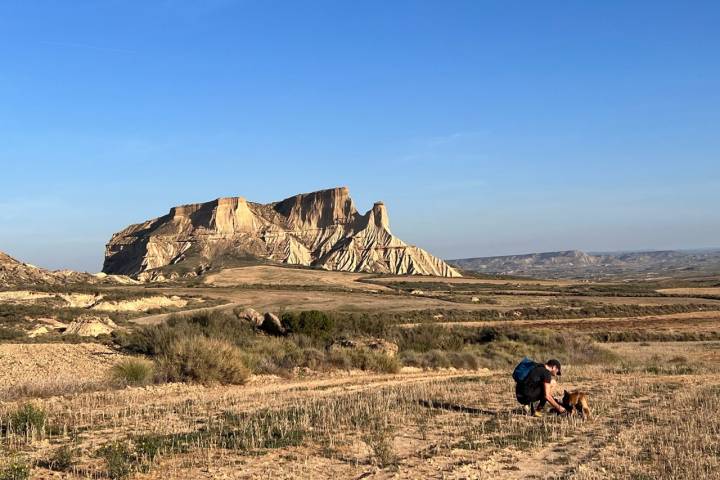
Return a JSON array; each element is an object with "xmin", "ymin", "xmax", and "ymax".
[
  {"xmin": 329, "ymin": 350, "xmax": 400, "ymax": 373},
  {"xmin": 114, "ymin": 310, "xmax": 257, "ymax": 355},
  {"xmin": 0, "ymin": 327, "xmax": 24, "ymax": 341},
  {"xmin": 0, "ymin": 458, "xmax": 30, "ymax": 480},
  {"xmin": 98, "ymin": 441, "xmax": 132, "ymax": 479},
  {"xmin": 155, "ymin": 336, "xmax": 251, "ymax": 385},
  {"xmin": 9, "ymin": 403, "xmax": 46, "ymax": 436},
  {"xmin": 281, "ymin": 310, "xmax": 335, "ymax": 338},
  {"xmin": 45, "ymin": 446, "xmax": 75, "ymax": 472},
  {"xmin": 110, "ymin": 358, "xmax": 155, "ymax": 386}
]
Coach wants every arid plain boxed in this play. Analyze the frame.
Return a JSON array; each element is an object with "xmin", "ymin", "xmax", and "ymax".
[{"xmin": 1, "ymin": 261, "xmax": 719, "ymax": 479}]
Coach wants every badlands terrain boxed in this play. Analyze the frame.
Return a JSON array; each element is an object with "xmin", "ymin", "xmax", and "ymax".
[
  {"xmin": 1, "ymin": 248, "xmax": 720, "ymax": 478},
  {"xmin": 1, "ymin": 190, "xmax": 719, "ymax": 478},
  {"xmin": 103, "ymin": 187, "xmax": 459, "ymax": 281}
]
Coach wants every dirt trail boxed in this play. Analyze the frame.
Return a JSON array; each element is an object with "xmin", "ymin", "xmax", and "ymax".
[{"xmin": 28, "ymin": 369, "xmax": 492, "ymax": 419}]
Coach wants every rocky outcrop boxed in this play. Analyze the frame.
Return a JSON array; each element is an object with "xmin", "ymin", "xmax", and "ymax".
[
  {"xmin": 63, "ymin": 315, "xmax": 117, "ymax": 337},
  {"xmin": 0, "ymin": 251, "xmax": 94, "ymax": 287},
  {"xmin": 103, "ymin": 187, "xmax": 460, "ymax": 279}
]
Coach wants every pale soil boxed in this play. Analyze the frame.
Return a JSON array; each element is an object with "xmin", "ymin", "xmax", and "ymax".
[
  {"xmin": 92, "ymin": 295, "xmax": 188, "ymax": 312},
  {"xmin": 0, "ymin": 343, "xmax": 128, "ymax": 399},
  {"xmin": 204, "ymin": 265, "xmax": 392, "ymax": 292},
  {"xmin": 0, "ymin": 290, "xmax": 55, "ymax": 303},
  {"xmin": 0, "ymin": 290, "xmax": 191, "ymax": 312}
]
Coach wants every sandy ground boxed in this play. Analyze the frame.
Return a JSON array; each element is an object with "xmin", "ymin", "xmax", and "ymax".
[
  {"xmin": 204, "ymin": 266, "xmax": 392, "ymax": 292},
  {"xmin": 0, "ymin": 343, "xmax": 128, "ymax": 399}
]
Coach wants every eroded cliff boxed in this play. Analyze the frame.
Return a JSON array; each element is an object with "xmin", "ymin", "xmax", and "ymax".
[{"xmin": 103, "ymin": 187, "xmax": 460, "ymax": 279}]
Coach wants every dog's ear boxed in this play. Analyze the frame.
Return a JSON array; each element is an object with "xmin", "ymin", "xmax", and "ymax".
[{"xmin": 563, "ymin": 389, "xmax": 568, "ymax": 395}]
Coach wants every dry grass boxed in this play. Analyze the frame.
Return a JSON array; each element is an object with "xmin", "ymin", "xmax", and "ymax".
[
  {"xmin": 0, "ymin": 356, "xmax": 718, "ymax": 478},
  {"xmin": 2, "ymin": 271, "xmax": 720, "ymax": 478},
  {"xmin": 155, "ymin": 336, "xmax": 251, "ymax": 385}
]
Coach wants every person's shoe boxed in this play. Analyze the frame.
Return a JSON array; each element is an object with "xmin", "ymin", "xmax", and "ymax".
[
  {"xmin": 532, "ymin": 411, "xmax": 544, "ymax": 418},
  {"xmin": 522, "ymin": 405, "xmax": 530, "ymax": 414}
]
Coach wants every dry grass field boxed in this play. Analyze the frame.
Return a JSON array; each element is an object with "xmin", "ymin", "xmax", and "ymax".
[{"xmin": 1, "ymin": 265, "xmax": 719, "ymax": 479}]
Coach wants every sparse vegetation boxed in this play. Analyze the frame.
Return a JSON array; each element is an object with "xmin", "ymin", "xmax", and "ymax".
[
  {"xmin": 3, "ymin": 271, "xmax": 720, "ymax": 478},
  {"xmin": 44, "ymin": 445, "xmax": 75, "ymax": 472},
  {"xmin": 7, "ymin": 403, "xmax": 46, "ymax": 437},
  {"xmin": 155, "ymin": 336, "xmax": 251, "ymax": 384},
  {"xmin": 110, "ymin": 358, "xmax": 155, "ymax": 386},
  {"xmin": 0, "ymin": 458, "xmax": 30, "ymax": 480},
  {"xmin": 281, "ymin": 310, "xmax": 335, "ymax": 338}
]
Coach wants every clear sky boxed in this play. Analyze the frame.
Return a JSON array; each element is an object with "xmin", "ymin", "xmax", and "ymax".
[{"xmin": 1, "ymin": 1, "xmax": 718, "ymax": 272}]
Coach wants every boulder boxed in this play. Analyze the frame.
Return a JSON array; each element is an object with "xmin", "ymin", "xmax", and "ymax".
[
  {"xmin": 27, "ymin": 326, "xmax": 50, "ymax": 338},
  {"xmin": 260, "ymin": 312, "xmax": 286, "ymax": 336},
  {"xmin": 63, "ymin": 315, "xmax": 117, "ymax": 337},
  {"xmin": 235, "ymin": 307, "xmax": 265, "ymax": 327}
]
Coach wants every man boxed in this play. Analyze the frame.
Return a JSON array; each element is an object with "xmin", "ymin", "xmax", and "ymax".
[{"xmin": 516, "ymin": 359, "xmax": 566, "ymax": 416}]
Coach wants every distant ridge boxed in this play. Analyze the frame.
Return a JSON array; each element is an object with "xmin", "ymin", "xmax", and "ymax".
[
  {"xmin": 0, "ymin": 250, "xmax": 93, "ymax": 287},
  {"xmin": 450, "ymin": 249, "xmax": 720, "ymax": 279},
  {"xmin": 103, "ymin": 187, "xmax": 461, "ymax": 280}
]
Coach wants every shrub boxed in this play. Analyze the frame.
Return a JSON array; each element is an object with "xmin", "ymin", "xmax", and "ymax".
[
  {"xmin": 281, "ymin": 310, "xmax": 335, "ymax": 338},
  {"xmin": 110, "ymin": 358, "xmax": 155, "ymax": 386},
  {"xmin": 0, "ymin": 458, "xmax": 30, "ymax": 480},
  {"xmin": 45, "ymin": 446, "xmax": 75, "ymax": 472},
  {"xmin": 155, "ymin": 336, "xmax": 251, "ymax": 385},
  {"xmin": 115, "ymin": 311, "xmax": 256, "ymax": 355},
  {"xmin": 9, "ymin": 403, "xmax": 46, "ymax": 436},
  {"xmin": 0, "ymin": 327, "xmax": 24, "ymax": 341},
  {"xmin": 98, "ymin": 441, "xmax": 132, "ymax": 479},
  {"xmin": 329, "ymin": 350, "xmax": 400, "ymax": 373}
]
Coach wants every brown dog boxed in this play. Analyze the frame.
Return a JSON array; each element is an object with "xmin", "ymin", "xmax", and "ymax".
[{"xmin": 561, "ymin": 390, "xmax": 592, "ymax": 419}]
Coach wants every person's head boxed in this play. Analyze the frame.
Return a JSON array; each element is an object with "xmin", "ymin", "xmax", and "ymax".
[{"xmin": 545, "ymin": 359, "xmax": 562, "ymax": 376}]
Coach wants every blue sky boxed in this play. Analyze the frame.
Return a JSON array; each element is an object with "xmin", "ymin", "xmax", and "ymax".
[{"xmin": 1, "ymin": 1, "xmax": 718, "ymax": 272}]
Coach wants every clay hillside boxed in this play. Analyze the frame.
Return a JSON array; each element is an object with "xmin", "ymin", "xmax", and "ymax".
[{"xmin": 103, "ymin": 187, "xmax": 460, "ymax": 280}]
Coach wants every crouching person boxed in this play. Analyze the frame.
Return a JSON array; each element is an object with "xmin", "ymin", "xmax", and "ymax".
[{"xmin": 515, "ymin": 359, "xmax": 566, "ymax": 417}]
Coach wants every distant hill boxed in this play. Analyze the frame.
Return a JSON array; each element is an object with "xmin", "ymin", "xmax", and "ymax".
[
  {"xmin": 449, "ymin": 249, "xmax": 720, "ymax": 279},
  {"xmin": 0, "ymin": 251, "xmax": 93, "ymax": 287},
  {"xmin": 103, "ymin": 187, "xmax": 460, "ymax": 281}
]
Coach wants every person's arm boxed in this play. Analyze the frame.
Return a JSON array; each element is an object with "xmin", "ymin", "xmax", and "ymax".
[{"xmin": 544, "ymin": 381, "xmax": 566, "ymax": 413}]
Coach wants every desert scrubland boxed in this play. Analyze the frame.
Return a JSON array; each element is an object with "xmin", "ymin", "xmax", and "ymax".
[{"xmin": 1, "ymin": 265, "xmax": 719, "ymax": 479}]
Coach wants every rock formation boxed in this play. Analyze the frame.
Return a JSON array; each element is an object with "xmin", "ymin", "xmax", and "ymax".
[
  {"xmin": 103, "ymin": 187, "xmax": 460, "ymax": 279},
  {"xmin": 0, "ymin": 251, "xmax": 93, "ymax": 287}
]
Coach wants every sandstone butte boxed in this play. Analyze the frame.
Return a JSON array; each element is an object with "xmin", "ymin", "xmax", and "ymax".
[{"xmin": 102, "ymin": 187, "xmax": 461, "ymax": 280}]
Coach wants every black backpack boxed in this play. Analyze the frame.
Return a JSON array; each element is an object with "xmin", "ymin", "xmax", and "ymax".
[{"xmin": 512, "ymin": 357, "xmax": 540, "ymax": 384}]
